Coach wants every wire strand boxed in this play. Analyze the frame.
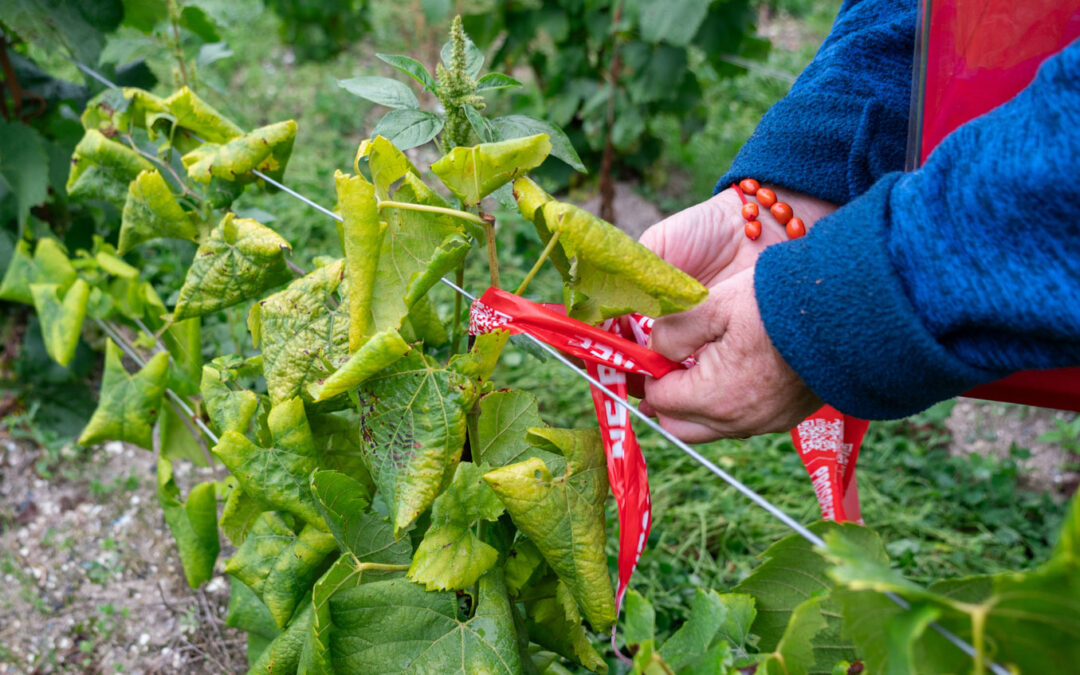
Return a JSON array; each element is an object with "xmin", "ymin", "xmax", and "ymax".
[{"xmin": 71, "ymin": 60, "xmax": 1005, "ymax": 673}]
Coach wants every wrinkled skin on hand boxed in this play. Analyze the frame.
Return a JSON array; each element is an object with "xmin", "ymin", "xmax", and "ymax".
[{"xmin": 636, "ymin": 186, "xmax": 837, "ymax": 441}]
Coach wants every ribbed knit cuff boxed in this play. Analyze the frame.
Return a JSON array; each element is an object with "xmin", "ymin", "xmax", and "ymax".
[{"xmin": 752, "ymin": 175, "xmax": 998, "ymax": 419}]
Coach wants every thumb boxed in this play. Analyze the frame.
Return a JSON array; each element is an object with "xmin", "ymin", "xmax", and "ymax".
[{"xmin": 649, "ymin": 287, "xmax": 730, "ymax": 363}]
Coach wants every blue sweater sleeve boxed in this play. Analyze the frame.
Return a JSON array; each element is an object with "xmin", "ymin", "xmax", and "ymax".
[
  {"xmin": 753, "ymin": 39, "xmax": 1080, "ymax": 419},
  {"xmin": 716, "ymin": 0, "xmax": 917, "ymax": 204}
]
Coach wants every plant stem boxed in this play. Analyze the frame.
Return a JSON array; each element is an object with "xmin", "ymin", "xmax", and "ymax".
[
  {"xmin": 451, "ymin": 263, "xmax": 465, "ymax": 356},
  {"xmin": 515, "ymin": 230, "xmax": 561, "ymax": 296},
  {"xmin": 377, "ymin": 200, "xmax": 486, "ymax": 227},
  {"xmin": 167, "ymin": 0, "xmax": 190, "ymax": 89},
  {"xmin": 354, "ymin": 562, "xmax": 410, "ymax": 573},
  {"xmin": 482, "ymin": 214, "xmax": 499, "ymax": 289}
]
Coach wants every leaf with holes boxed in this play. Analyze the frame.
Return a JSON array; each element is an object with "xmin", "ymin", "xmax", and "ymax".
[
  {"xmin": 430, "ymin": 135, "xmax": 551, "ymax": 206},
  {"xmin": 408, "ymin": 462, "xmax": 505, "ymax": 591},
  {"xmin": 357, "ymin": 349, "xmax": 477, "ymax": 535},
  {"xmin": 251, "ymin": 259, "xmax": 351, "ymax": 404},
  {"xmin": 182, "ymin": 120, "xmax": 297, "ymax": 184},
  {"xmin": 66, "ymin": 129, "xmax": 156, "ymax": 207},
  {"xmin": 483, "ymin": 427, "xmax": 615, "ymax": 631},
  {"xmin": 326, "ymin": 571, "xmax": 522, "ymax": 673},
  {"xmin": 156, "ymin": 457, "xmax": 219, "ymax": 588},
  {"xmin": 30, "ymin": 279, "xmax": 89, "ymax": 367},
  {"xmin": 213, "ymin": 397, "xmax": 324, "ymax": 528},
  {"xmin": 172, "ymin": 212, "xmax": 292, "ymax": 321},
  {"xmin": 118, "ymin": 169, "xmax": 198, "ymax": 254},
  {"xmin": 78, "ymin": 342, "xmax": 169, "ymax": 450}
]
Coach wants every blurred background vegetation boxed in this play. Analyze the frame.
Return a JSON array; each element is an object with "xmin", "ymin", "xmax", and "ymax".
[{"xmin": 2, "ymin": 0, "xmax": 1075, "ymax": 671}]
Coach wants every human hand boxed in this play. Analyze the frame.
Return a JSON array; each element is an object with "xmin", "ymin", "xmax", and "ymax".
[{"xmin": 641, "ymin": 268, "xmax": 824, "ymax": 442}]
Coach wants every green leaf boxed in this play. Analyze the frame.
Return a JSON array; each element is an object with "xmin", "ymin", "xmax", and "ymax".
[
  {"xmin": 29, "ymin": 279, "xmax": 89, "ymax": 367},
  {"xmin": 714, "ymin": 593, "xmax": 758, "ymax": 660},
  {"xmin": 540, "ymin": 200, "xmax": 708, "ymax": 320},
  {"xmin": 248, "ymin": 594, "xmax": 313, "ymax": 674},
  {"xmin": 505, "ymin": 538, "xmax": 545, "ymax": 595},
  {"xmin": 492, "ymin": 115, "xmax": 585, "ymax": 173},
  {"xmin": 0, "ymin": 240, "xmax": 36, "ymax": 304},
  {"xmin": 639, "ymin": 0, "xmax": 710, "ymax": 46},
  {"xmin": 658, "ymin": 588, "xmax": 727, "ymax": 671},
  {"xmin": 300, "ymin": 555, "xmax": 366, "ymax": 674},
  {"xmin": 224, "ymin": 511, "xmax": 294, "ymax": 598},
  {"xmin": 408, "ymin": 462, "xmax": 505, "ymax": 591},
  {"xmin": 883, "ymin": 604, "xmax": 941, "ymax": 675},
  {"xmin": 370, "ymin": 109, "xmax": 444, "ymax": 151},
  {"xmin": 326, "ymin": 571, "xmax": 522, "ymax": 673},
  {"xmin": 200, "ymin": 364, "xmax": 259, "ymax": 436},
  {"xmin": 262, "ymin": 525, "xmax": 337, "ymax": 628},
  {"xmin": 338, "ymin": 76, "xmax": 420, "ymax": 109},
  {"xmin": 464, "ymin": 104, "xmax": 496, "ymax": 143},
  {"xmin": 477, "ymin": 72, "xmax": 523, "ymax": 91},
  {"xmin": 212, "ymin": 397, "xmax": 324, "ymax": 528},
  {"xmin": 473, "ymin": 391, "xmax": 564, "ymax": 472},
  {"xmin": 357, "ymin": 350, "xmax": 476, "ymax": 535},
  {"xmin": 78, "ymin": 342, "xmax": 169, "ymax": 450},
  {"xmin": 172, "ymin": 212, "xmax": 292, "ymax": 321},
  {"xmin": 156, "ymin": 457, "xmax": 219, "ymax": 588},
  {"xmin": 309, "ymin": 470, "xmax": 413, "ymax": 571},
  {"xmin": 66, "ymin": 129, "xmax": 155, "ymax": 207},
  {"xmin": 181, "ymin": 120, "xmax": 297, "ymax": 184},
  {"xmin": 734, "ymin": 523, "xmax": 869, "ymax": 671},
  {"xmin": 524, "ymin": 577, "xmax": 607, "ymax": 673},
  {"xmin": 440, "ymin": 36, "xmax": 485, "ymax": 79},
  {"xmin": 512, "ymin": 177, "xmax": 570, "ymax": 278},
  {"xmin": 225, "ymin": 573, "xmax": 281, "ymax": 642},
  {"xmin": 307, "ymin": 328, "xmax": 411, "ymax": 403},
  {"xmin": 483, "ymin": 427, "xmax": 616, "ymax": 631},
  {"xmin": 431, "ymin": 135, "xmax": 552, "ymax": 207},
  {"xmin": 121, "ymin": 0, "xmax": 167, "ymax": 33},
  {"xmin": 376, "ymin": 53, "xmax": 437, "ymax": 92},
  {"xmin": 253, "ymin": 259, "xmax": 351, "ymax": 404},
  {"xmin": 155, "ymin": 86, "xmax": 243, "ymax": 147},
  {"xmin": 3, "ymin": 0, "xmax": 121, "ymax": 66},
  {"xmin": 335, "ymin": 170, "xmax": 384, "ymax": 346},
  {"xmin": 219, "ymin": 483, "xmax": 266, "ymax": 545},
  {"xmin": 118, "ymin": 169, "xmax": 198, "ymax": 254},
  {"xmin": 309, "ymin": 411, "xmax": 375, "ymax": 495},
  {"xmin": 624, "ymin": 589, "xmax": 655, "ymax": 646},
  {"xmin": 33, "ymin": 238, "xmax": 78, "ymax": 291},
  {"xmin": 0, "ymin": 119, "xmax": 49, "ymax": 229},
  {"xmin": 760, "ymin": 595, "xmax": 829, "ymax": 675},
  {"xmin": 160, "ymin": 402, "xmax": 208, "ymax": 466}
]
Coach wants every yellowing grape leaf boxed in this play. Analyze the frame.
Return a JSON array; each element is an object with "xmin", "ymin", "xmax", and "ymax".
[
  {"xmin": 200, "ymin": 363, "xmax": 259, "ymax": 436},
  {"xmin": 512, "ymin": 176, "xmax": 569, "ymax": 278},
  {"xmin": 156, "ymin": 457, "xmax": 219, "ymax": 588},
  {"xmin": 262, "ymin": 524, "xmax": 337, "ymax": 629},
  {"xmin": 334, "ymin": 170, "xmax": 384, "ymax": 346},
  {"xmin": 430, "ymin": 134, "xmax": 551, "ymax": 206},
  {"xmin": 248, "ymin": 599, "xmax": 313, "ymax": 674},
  {"xmin": 0, "ymin": 240, "xmax": 35, "ymax": 304},
  {"xmin": 326, "ymin": 571, "xmax": 522, "ymax": 674},
  {"xmin": 66, "ymin": 129, "xmax": 156, "ymax": 207},
  {"xmin": 483, "ymin": 427, "xmax": 615, "ymax": 631},
  {"xmin": 225, "ymin": 574, "xmax": 280, "ymax": 647},
  {"xmin": 212, "ymin": 397, "xmax": 324, "ymax": 528},
  {"xmin": 153, "ymin": 86, "xmax": 243, "ymax": 150},
  {"xmin": 540, "ymin": 200, "xmax": 708, "ymax": 321},
  {"xmin": 219, "ymin": 483, "xmax": 266, "ymax": 546},
  {"xmin": 225, "ymin": 511, "xmax": 296, "ymax": 598},
  {"xmin": 182, "ymin": 120, "xmax": 297, "ymax": 184},
  {"xmin": 81, "ymin": 87, "xmax": 168, "ymax": 134},
  {"xmin": 78, "ymin": 342, "xmax": 169, "ymax": 450},
  {"xmin": 29, "ymin": 279, "xmax": 89, "ymax": 366},
  {"xmin": 172, "ymin": 212, "xmax": 292, "ymax": 321},
  {"xmin": 118, "ymin": 169, "xmax": 198, "ymax": 254},
  {"xmin": 307, "ymin": 328, "xmax": 410, "ymax": 403},
  {"xmin": 357, "ymin": 349, "xmax": 477, "ymax": 535},
  {"xmin": 408, "ymin": 462, "xmax": 505, "ymax": 591},
  {"xmin": 252, "ymin": 260, "xmax": 351, "ymax": 404}
]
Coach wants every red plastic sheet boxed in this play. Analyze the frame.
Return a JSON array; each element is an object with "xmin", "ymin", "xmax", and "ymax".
[
  {"xmin": 790, "ymin": 407, "xmax": 869, "ymax": 523},
  {"xmin": 915, "ymin": 0, "xmax": 1080, "ymax": 411}
]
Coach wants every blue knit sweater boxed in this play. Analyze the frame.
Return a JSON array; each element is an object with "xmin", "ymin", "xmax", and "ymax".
[{"xmin": 717, "ymin": 0, "xmax": 1080, "ymax": 420}]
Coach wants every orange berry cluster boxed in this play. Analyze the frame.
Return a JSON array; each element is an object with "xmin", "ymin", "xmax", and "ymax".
[{"xmin": 733, "ymin": 179, "xmax": 806, "ymax": 241}]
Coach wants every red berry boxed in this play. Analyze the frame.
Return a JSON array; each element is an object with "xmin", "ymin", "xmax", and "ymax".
[
  {"xmin": 756, "ymin": 188, "xmax": 777, "ymax": 208},
  {"xmin": 741, "ymin": 203, "xmax": 759, "ymax": 220},
  {"xmin": 744, "ymin": 220, "xmax": 762, "ymax": 240},
  {"xmin": 739, "ymin": 178, "xmax": 760, "ymax": 195},
  {"xmin": 786, "ymin": 217, "xmax": 806, "ymax": 239},
  {"xmin": 770, "ymin": 201, "xmax": 793, "ymax": 225}
]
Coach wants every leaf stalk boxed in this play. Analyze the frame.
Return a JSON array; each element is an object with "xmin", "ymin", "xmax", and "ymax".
[{"xmin": 515, "ymin": 230, "xmax": 561, "ymax": 296}]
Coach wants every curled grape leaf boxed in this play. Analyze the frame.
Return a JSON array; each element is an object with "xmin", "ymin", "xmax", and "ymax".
[
  {"xmin": 472, "ymin": 391, "xmax": 565, "ymax": 472},
  {"xmin": 29, "ymin": 279, "xmax": 89, "ymax": 367},
  {"xmin": 224, "ymin": 511, "xmax": 296, "ymax": 597},
  {"xmin": 483, "ymin": 427, "xmax": 615, "ymax": 631},
  {"xmin": 430, "ymin": 134, "xmax": 552, "ymax": 206},
  {"xmin": 212, "ymin": 397, "xmax": 324, "ymax": 528},
  {"xmin": 172, "ymin": 212, "xmax": 292, "ymax": 321},
  {"xmin": 0, "ymin": 240, "xmax": 35, "ymax": 304},
  {"xmin": 156, "ymin": 457, "xmax": 219, "ymax": 588},
  {"xmin": 334, "ymin": 170, "xmax": 384, "ymax": 346},
  {"xmin": 219, "ymin": 483, "xmax": 266, "ymax": 546},
  {"xmin": 263, "ymin": 525, "xmax": 337, "ymax": 628},
  {"xmin": 357, "ymin": 349, "xmax": 477, "ymax": 536},
  {"xmin": 512, "ymin": 177, "xmax": 570, "ymax": 278},
  {"xmin": 408, "ymin": 462, "xmax": 505, "ymax": 591},
  {"xmin": 225, "ymin": 574, "xmax": 280, "ymax": 645},
  {"xmin": 81, "ymin": 87, "xmax": 168, "ymax": 134},
  {"xmin": 182, "ymin": 120, "xmax": 297, "ymax": 184},
  {"xmin": 253, "ymin": 260, "xmax": 351, "ymax": 404},
  {"xmin": 153, "ymin": 86, "xmax": 243, "ymax": 150},
  {"xmin": 78, "ymin": 342, "xmax": 169, "ymax": 450},
  {"xmin": 326, "ymin": 571, "xmax": 522, "ymax": 673},
  {"xmin": 66, "ymin": 129, "xmax": 155, "ymax": 207},
  {"xmin": 118, "ymin": 169, "xmax": 198, "ymax": 254},
  {"xmin": 525, "ymin": 577, "xmax": 607, "ymax": 673},
  {"xmin": 307, "ymin": 328, "xmax": 410, "ymax": 403},
  {"xmin": 248, "ymin": 595, "xmax": 313, "ymax": 674},
  {"xmin": 492, "ymin": 114, "xmax": 586, "ymax": 173},
  {"xmin": 200, "ymin": 364, "xmax": 259, "ymax": 436}
]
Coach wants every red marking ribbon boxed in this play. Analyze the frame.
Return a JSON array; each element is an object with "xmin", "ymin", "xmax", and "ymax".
[{"xmin": 468, "ymin": 287, "xmax": 869, "ymax": 620}]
